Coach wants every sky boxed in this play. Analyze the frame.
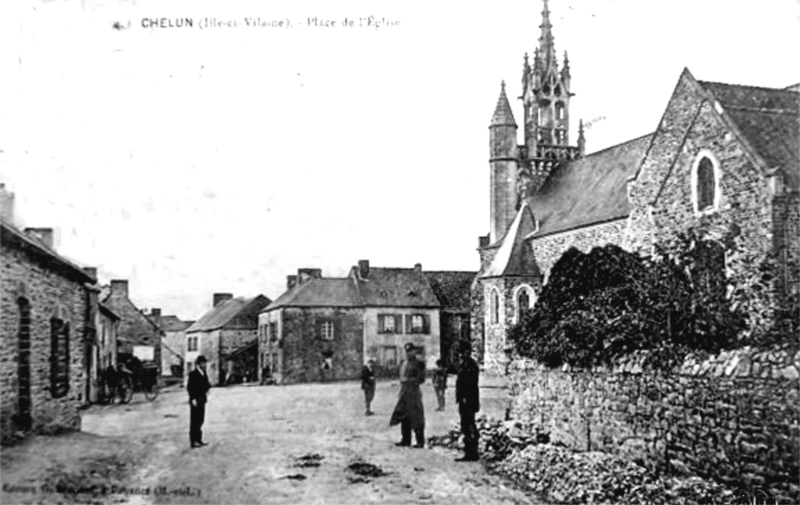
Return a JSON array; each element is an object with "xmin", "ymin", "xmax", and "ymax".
[{"xmin": 1, "ymin": 0, "xmax": 798, "ymax": 320}]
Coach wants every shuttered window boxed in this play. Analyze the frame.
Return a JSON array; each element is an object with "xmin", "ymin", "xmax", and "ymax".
[
  {"xmin": 405, "ymin": 314, "xmax": 430, "ymax": 334},
  {"xmin": 378, "ymin": 314, "xmax": 402, "ymax": 333},
  {"xmin": 50, "ymin": 319, "xmax": 70, "ymax": 398}
]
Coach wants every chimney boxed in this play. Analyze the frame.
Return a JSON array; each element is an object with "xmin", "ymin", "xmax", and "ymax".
[
  {"xmin": 213, "ymin": 293, "xmax": 233, "ymax": 307},
  {"xmin": 0, "ymin": 183, "xmax": 14, "ymax": 223},
  {"xmin": 110, "ymin": 279, "xmax": 129, "ymax": 298},
  {"xmin": 150, "ymin": 308, "xmax": 161, "ymax": 318},
  {"xmin": 297, "ymin": 268, "xmax": 322, "ymax": 284},
  {"xmin": 414, "ymin": 263, "xmax": 422, "ymax": 272},
  {"xmin": 358, "ymin": 260, "xmax": 370, "ymax": 279},
  {"xmin": 25, "ymin": 227, "xmax": 54, "ymax": 249},
  {"xmin": 479, "ymin": 235, "xmax": 490, "ymax": 248},
  {"xmin": 82, "ymin": 267, "xmax": 98, "ymax": 282},
  {"xmin": 287, "ymin": 275, "xmax": 298, "ymax": 289}
]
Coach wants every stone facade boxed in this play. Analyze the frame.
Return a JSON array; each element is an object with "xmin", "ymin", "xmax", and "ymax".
[
  {"xmin": 508, "ymin": 347, "xmax": 800, "ymax": 503},
  {"xmin": 102, "ymin": 280, "xmax": 162, "ymax": 371},
  {"xmin": 532, "ymin": 220, "xmax": 626, "ymax": 281},
  {"xmin": 260, "ymin": 307, "xmax": 364, "ymax": 384},
  {"xmin": 363, "ymin": 307, "xmax": 440, "ymax": 376},
  {"xmin": 1, "ymin": 222, "xmax": 95, "ymax": 444}
]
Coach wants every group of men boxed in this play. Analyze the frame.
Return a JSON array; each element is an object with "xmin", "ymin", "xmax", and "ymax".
[
  {"xmin": 361, "ymin": 341, "xmax": 481, "ymax": 461},
  {"xmin": 186, "ymin": 341, "xmax": 481, "ymax": 462}
]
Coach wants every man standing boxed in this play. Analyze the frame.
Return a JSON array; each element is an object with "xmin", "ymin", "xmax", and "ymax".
[
  {"xmin": 390, "ymin": 343, "xmax": 426, "ymax": 448},
  {"xmin": 455, "ymin": 342, "xmax": 480, "ymax": 461},
  {"xmin": 187, "ymin": 355, "xmax": 211, "ymax": 448},
  {"xmin": 360, "ymin": 358, "xmax": 376, "ymax": 416},
  {"xmin": 433, "ymin": 359, "xmax": 448, "ymax": 411}
]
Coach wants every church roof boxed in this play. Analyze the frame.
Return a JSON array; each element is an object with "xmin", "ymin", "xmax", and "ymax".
[
  {"xmin": 482, "ymin": 201, "xmax": 541, "ymax": 278},
  {"xmin": 699, "ymin": 80, "xmax": 799, "ymax": 189},
  {"xmin": 529, "ymin": 133, "xmax": 652, "ymax": 238},
  {"xmin": 491, "ymin": 82, "xmax": 517, "ymax": 127}
]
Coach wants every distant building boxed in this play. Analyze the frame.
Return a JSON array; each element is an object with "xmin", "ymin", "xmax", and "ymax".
[
  {"xmin": 259, "ymin": 261, "xmax": 476, "ymax": 385},
  {"xmin": 423, "ymin": 270, "xmax": 476, "ymax": 372},
  {"xmin": 1, "ymin": 192, "xmax": 97, "ymax": 443},
  {"xmin": 86, "ymin": 268, "xmax": 120, "ymax": 404},
  {"xmin": 186, "ymin": 294, "xmax": 272, "ymax": 386},
  {"xmin": 101, "ymin": 280, "xmax": 163, "ymax": 372},
  {"xmin": 148, "ymin": 309, "xmax": 192, "ymax": 378}
]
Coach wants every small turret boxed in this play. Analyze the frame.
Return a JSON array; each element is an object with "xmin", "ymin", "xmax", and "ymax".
[{"xmin": 489, "ymin": 81, "xmax": 519, "ymax": 243}]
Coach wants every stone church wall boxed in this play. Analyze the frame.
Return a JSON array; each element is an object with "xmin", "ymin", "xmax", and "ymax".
[{"xmin": 508, "ymin": 347, "xmax": 800, "ymax": 503}]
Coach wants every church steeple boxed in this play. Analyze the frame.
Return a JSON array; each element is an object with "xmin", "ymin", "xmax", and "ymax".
[{"xmin": 538, "ymin": 0, "xmax": 557, "ymax": 75}]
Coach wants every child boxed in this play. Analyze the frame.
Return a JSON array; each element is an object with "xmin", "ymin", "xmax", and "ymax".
[{"xmin": 433, "ymin": 359, "xmax": 448, "ymax": 411}]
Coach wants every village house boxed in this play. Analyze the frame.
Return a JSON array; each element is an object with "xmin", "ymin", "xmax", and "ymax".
[
  {"xmin": 259, "ymin": 262, "xmax": 476, "ymax": 384},
  {"xmin": 84, "ymin": 268, "xmax": 121, "ymax": 404},
  {"xmin": 101, "ymin": 280, "xmax": 163, "ymax": 372},
  {"xmin": 474, "ymin": 0, "xmax": 799, "ymax": 372},
  {"xmin": 148, "ymin": 308, "xmax": 192, "ymax": 380},
  {"xmin": 0, "ymin": 185, "xmax": 98, "ymax": 443},
  {"xmin": 186, "ymin": 293, "xmax": 271, "ymax": 386}
]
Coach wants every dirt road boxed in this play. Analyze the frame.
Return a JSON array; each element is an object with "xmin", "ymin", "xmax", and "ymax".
[{"xmin": 1, "ymin": 379, "xmax": 538, "ymax": 505}]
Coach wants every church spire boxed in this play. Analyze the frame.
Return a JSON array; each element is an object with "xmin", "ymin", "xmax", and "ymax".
[
  {"xmin": 538, "ymin": 0, "xmax": 557, "ymax": 74},
  {"xmin": 490, "ymin": 81, "xmax": 517, "ymax": 127}
]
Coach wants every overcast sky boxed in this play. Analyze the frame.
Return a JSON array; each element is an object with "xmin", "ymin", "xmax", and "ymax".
[{"xmin": 1, "ymin": 0, "xmax": 798, "ymax": 320}]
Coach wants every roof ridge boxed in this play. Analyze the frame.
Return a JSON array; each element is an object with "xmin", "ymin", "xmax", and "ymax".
[
  {"xmin": 722, "ymin": 105, "xmax": 798, "ymax": 114},
  {"xmin": 698, "ymin": 80, "xmax": 800, "ymax": 95}
]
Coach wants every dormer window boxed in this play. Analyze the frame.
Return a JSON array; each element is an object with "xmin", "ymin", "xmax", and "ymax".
[{"xmin": 691, "ymin": 150, "xmax": 721, "ymax": 215}]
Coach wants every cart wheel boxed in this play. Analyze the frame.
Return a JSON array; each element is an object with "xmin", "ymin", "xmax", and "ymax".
[
  {"xmin": 118, "ymin": 376, "xmax": 134, "ymax": 404},
  {"xmin": 144, "ymin": 380, "xmax": 160, "ymax": 401}
]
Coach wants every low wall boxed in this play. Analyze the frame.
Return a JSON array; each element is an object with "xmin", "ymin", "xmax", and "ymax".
[{"xmin": 508, "ymin": 346, "xmax": 800, "ymax": 503}]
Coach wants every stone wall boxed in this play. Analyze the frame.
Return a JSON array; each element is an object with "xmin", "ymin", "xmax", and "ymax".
[
  {"xmin": 1, "ymin": 244, "xmax": 87, "ymax": 444},
  {"xmin": 508, "ymin": 347, "xmax": 800, "ymax": 502},
  {"xmin": 530, "ymin": 219, "xmax": 627, "ymax": 280},
  {"xmin": 480, "ymin": 277, "xmax": 539, "ymax": 376},
  {"xmin": 277, "ymin": 307, "xmax": 364, "ymax": 384}
]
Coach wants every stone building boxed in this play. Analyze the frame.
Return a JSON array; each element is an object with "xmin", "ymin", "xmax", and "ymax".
[
  {"xmin": 475, "ymin": 0, "xmax": 799, "ymax": 373},
  {"xmin": 423, "ymin": 270, "xmax": 477, "ymax": 372},
  {"xmin": 186, "ymin": 293, "xmax": 271, "ymax": 386},
  {"xmin": 101, "ymin": 280, "xmax": 163, "ymax": 371},
  {"xmin": 259, "ymin": 269, "xmax": 364, "ymax": 385},
  {"xmin": 1, "ymin": 202, "xmax": 97, "ymax": 443},
  {"xmin": 259, "ymin": 262, "xmax": 475, "ymax": 384},
  {"xmin": 148, "ymin": 309, "xmax": 192, "ymax": 379}
]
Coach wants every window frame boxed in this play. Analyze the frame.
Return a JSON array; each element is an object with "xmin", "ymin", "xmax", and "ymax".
[
  {"xmin": 378, "ymin": 314, "xmax": 401, "ymax": 334},
  {"xmin": 489, "ymin": 288, "xmax": 500, "ymax": 325},
  {"xmin": 321, "ymin": 320, "xmax": 335, "ymax": 340},
  {"xmin": 187, "ymin": 335, "xmax": 198, "ymax": 352},
  {"xmin": 691, "ymin": 150, "xmax": 721, "ymax": 215}
]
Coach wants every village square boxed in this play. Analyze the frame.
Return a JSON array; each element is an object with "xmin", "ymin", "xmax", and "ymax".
[{"xmin": 1, "ymin": 0, "xmax": 799, "ymax": 503}]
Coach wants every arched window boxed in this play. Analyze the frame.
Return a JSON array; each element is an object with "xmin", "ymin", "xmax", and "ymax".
[
  {"xmin": 555, "ymin": 102, "xmax": 564, "ymax": 120},
  {"xmin": 692, "ymin": 151, "xmax": 720, "ymax": 214},
  {"xmin": 489, "ymin": 289, "xmax": 500, "ymax": 324},
  {"xmin": 517, "ymin": 290, "xmax": 530, "ymax": 322}
]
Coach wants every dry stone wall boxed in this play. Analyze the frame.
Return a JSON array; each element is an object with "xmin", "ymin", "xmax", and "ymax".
[{"xmin": 508, "ymin": 346, "xmax": 800, "ymax": 503}]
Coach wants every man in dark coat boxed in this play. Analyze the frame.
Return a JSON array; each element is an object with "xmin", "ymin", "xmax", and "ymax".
[
  {"xmin": 187, "ymin": 355, "xmax": 211, "ymax": 448},
  {"xmin": 360, "ymin": 358, "xmax": 376, "ymax": 416},
  {"xmin": 455, "ymin": 342, "xmax": 480, "ymax": 461},
  {"xmin": 390, "ymin": 343, "xmax": 426, "ymax": 448}
]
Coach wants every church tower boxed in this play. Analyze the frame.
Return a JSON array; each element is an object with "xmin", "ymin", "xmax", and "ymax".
[
  {"xmin": 520, "ymin": 0, "xmax": 581, "ymax": 193},
  {"xmin": 488, "ymin": 81, "xmax": 519, "ymax": 244}
]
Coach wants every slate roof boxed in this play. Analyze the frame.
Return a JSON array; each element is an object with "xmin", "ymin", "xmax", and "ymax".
[
  {"xmin": 699, "ymin": 80, "xmax": 799, "ymax": 189},
  {"xmin": 265, "ymin": 278, "xmax": 360, "ymax": 310},
  {"xmin": 354, "ymin": 267, "xmax": 441, "ymax": 308},
  {"xmin": 0, "ymin": 219, "xmax": 95, "ymax": 284},
  {"xmin": 482, "ymin": 201, "xmax": 541, "ymax": 278},
  {"xmin": 159, "ymin": 315, "xmax": 192, "ymax": 332},
  {"xmin": 529, "ymin": 133, "xmax": 652, "ymax": 238},
  {"xmin": 423, "ymin": 271, "xmax": 476, "ymax": 312},
  {"xmin": 98, "ymin": 303, "xmax": 120, "ymax": 320},
  {"xmin": 187, "ymin": 295, "xmax": 271, "ymax": 333},
  {"xmin": 491, "ymin": 82, "xmax": 517, "ymax": 127}
]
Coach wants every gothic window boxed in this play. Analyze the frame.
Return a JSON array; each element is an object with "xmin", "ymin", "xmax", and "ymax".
[
  {"xmin": 517, "ymin": 289, "xmax": 530, "ymax": 321},
  {"xmin": 555, "ymin": 85, "xmax": 562, "ymax": 96},
  {"xmin": 692, "ymin": 151, "xmax": 720, "ymax": 214},
  {"xmin": 555, "ymin": 102, "xmax": 564, "ymax": 120},
  {"xmin": 489, "ymin": 289, "xmax": 500, "ymax": 324},
  {"xmin": 50, "ymin": 318, "xmax": 70, "ymax": 398}
]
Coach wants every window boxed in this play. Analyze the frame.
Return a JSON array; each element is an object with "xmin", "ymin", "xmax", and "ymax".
[
  {"xmin": 405, "ymin": 314, "xmax": 429, "ymax": 334},
  {"xmin": 378, "ymin": 314, "xmax": 401, "ymax": 333},
  {"xmin": 517, "ymin": 289, "xmax": 531, "ymax": 322},
  {"xmin": 555, "ymin": 101, "xmax": 564, "ymax": 120},
  {"xmin": 187, "ymin": 335, "xmax": 198, "ymax": 352},
  {"xmin": 380, "ymin": 346, "xmax": 398, "ymax": 368},
  {"xmin": 50, "ymin": 318, "xmax": 70, "ymax": 398},
  {"xmin": 321, "ymin": 321, "xmax": 334, "ymax": 340},
  {"xmin": 692, "ymin": 151, "xmax": 720, "ymax": 214},
  {"xmin": 269, "ymin": 322, "xmax": 278, "ymax": 342},
  {"xmin": 489, "ymin": 289, "xmax": 500, "ymax": 324}
]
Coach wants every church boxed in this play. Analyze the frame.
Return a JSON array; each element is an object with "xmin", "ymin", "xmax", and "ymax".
[{"xmin": 473, "ymin": 0, "xmax": 799, "ymax": 373}]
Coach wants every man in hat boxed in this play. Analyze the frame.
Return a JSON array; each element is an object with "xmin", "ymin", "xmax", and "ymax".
[
  {"xmin": 390, "ymin": 343, "xmax": 426, "ymax": 448},
  {"xmin": 455, "ymin": 341, "xmax": 480, "ymax": 461},
  {"xmin": 187, "ymin": 355, "xmax": 211, "ymax": 448},
  {"xmin": 360, "ymin": 358, "xmax": 377, "ymax": 416}
]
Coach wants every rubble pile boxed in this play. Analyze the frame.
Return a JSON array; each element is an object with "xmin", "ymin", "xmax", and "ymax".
[{"xmin": 431, "ymin": 416, "xmax": 745, "ymax": 504}]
